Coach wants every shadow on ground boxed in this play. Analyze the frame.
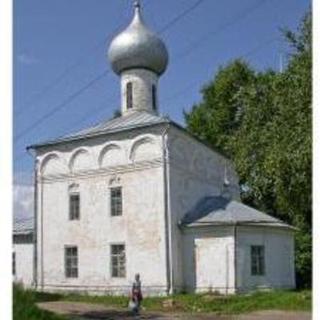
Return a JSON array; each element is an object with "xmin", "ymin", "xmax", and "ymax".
[
  {"xmin": 68, "ymin": 309, "xmax": 165, "ymax": 319},
  {"xmin": 37, "ymin": 301, "xmax": 311, "ymax": 320},
  {"xmin": 38, "ymin": 302, "xmax": 173, "ymax": 320}
]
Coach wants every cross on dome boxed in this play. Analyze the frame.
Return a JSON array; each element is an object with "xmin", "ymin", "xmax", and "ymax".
[{"xmin": 133, "ymin": 0, "xmax": 141, "ymax": 9}]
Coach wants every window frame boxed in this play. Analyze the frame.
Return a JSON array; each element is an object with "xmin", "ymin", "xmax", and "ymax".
[
  {"xmin": 126, "ymin": 82, "xmax": 133, "ymax": 110},
  {"xmin": 110, "ymin": 243, "xmax": 126, "ymax": 278},
  {"xmin": 69, "ymin": 192, "xmax": 80, "ymax": 220},
  {"xmin": 110, "ymin": 187, "xmax": 123, "ymax": 217},
  {"xmin": 251, "ymin": 245, "xmax": 265, "ymax": 276},
  {"xmin": 64, "ymin": 246, "xmax": 78, "ymax": 278}
]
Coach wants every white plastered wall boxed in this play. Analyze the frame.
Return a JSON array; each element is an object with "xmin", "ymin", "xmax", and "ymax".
[
  {"xmin": 236, "ymin": 226, "xmax": 295, "ymax": 291},
  {"xmin": 13, "ymin": 243, "xmax": 34, "ymax": 287},
  {"xmin": 167, "ymin": 126, "xmax": 239, "ymax": 292},
  {"xmin": 182, "ymin": 226, "xmax": 235, "ymax": 294},
  {"xmin": 36, "ymin": 127, "xmax": 168, "ymax": 295}
]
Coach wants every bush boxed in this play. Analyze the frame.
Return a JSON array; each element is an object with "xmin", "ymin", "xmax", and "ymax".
[{"xmin": 13, "ymin": 284, "xmax": 66, "ymax": 320}]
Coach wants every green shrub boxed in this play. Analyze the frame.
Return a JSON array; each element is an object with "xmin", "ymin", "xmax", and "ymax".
[{"xmin": 13, "ymin": 284, "xmax": 66, "ymax": 320}]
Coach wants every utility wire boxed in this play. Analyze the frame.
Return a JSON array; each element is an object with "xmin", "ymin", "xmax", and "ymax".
[
  {"xmin": 27, "ymin": 0, "xmax": 208, "ymax": 140},
  {"xmin": 14, "ymin": 0, "xmax": 208, "ymax": 145},
  {"xmin": 14, "ymin": 0, "xmax": 270, "ymax": 162},
  {"xmin": 15, "ymin": 29, "xmax": 122, "ymax": 121},
  {"xmin": 157, "ymin": 0, "xmax": 206, "ymax": 34},
  {"xmin": 242, "ymin": 37, "xmax": 278, "ymax": 59},
  {"xmin": 173, "ymin": 0, "xmax": 269, "ymax": 63},
  {"xmin": 14, "ymin": 1, "xmax": 154, "ymax": 119},
  {"xmin": 14, "ymin": 70, "xmax": 109, "ymax": 143}
]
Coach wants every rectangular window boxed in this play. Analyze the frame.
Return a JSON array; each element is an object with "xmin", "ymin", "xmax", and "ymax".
[
  {"xmin": 126, "ymin": 82, "xmax": 133, "ymax": 109},
  {"xmin": 111, "ymin": 244, "xmax": 126, "ymax": 278},
  {"xmin": 69, "ymin": 193, "xmax": 80, "ymax": 220},
  {"xmin": 251, "ymin": 245, "xmax": 265, "ymax": 276},
  {"xmin": 13, "ymin": 252, "xmax": 16, "ymax": 276},
  {"xmin": 65, "ymin": 246, "xmax": 78, "ymax": 278},
  {"xmin": 110, "ymin": 187, "xmax": 122, "ymax": 216},
  {"xmin": 152, "ymin": 85, "xmax": 157, "ymax": 110}
]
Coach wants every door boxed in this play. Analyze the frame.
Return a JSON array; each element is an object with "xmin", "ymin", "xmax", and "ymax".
[{"xmin": 194, "ymin": 237, "xmax": 230, "ymax": 293}]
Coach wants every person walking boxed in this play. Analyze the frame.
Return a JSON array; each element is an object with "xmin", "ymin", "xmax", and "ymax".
[{"xmin": 129, "ymin": 273, "xmax": 143, "ymax": 314}]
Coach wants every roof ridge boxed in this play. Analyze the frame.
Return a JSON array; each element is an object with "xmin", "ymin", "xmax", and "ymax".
[
  {"xmin": 28, "ymin": 111, "xmax": 170, "ymax": 149},
  {"xmin": 181, "ymin": 196, "xmax": 291, "ymax": 228}
]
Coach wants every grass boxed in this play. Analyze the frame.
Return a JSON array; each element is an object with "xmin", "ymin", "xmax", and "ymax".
[
  {"xmin": 14, "ymin": 284, "xmax": 312, "ymax": 317},
  {"xmin": 57, "ymin": 289, "xmax": 312, "ymax": 314},
  {"xmin": 13, "ymin": 284, "xmax": 67, "ymax": 320}
]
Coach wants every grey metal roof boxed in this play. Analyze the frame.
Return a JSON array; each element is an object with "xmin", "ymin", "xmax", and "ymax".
[
  {"xmin": 13, "ymin": 217, "xmax": 34, "ymax": 235},
  {"xmin": 108, "ymin": 2, "xmax": 168, "ymax": 76},
  {"xmin": 181, "ymin": 196, "xmax": 292, "ymax": 229},
  {"xmin": 29, "ymin": 111, "xmax": 170, "ymax": 148}
]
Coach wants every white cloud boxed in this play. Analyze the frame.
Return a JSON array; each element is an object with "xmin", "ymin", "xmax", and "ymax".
[
  {"xmin": 13, "ymin": 172, "xmax": 33, "ymax": 220},
  {"xmin": 17, "ymin": 53, "xmax": 40, "ymax": 65}
]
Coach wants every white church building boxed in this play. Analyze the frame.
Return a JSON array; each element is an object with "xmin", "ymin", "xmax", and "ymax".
[{"xmin": 19, "ymin": 1, "xmax": 296, "ymax": 295}]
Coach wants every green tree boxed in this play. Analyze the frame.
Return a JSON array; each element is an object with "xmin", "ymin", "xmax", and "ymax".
[
  {"xmin": 185, "ymin": 12, "xmax": 312, "ymax": 287},
  {"xmin": 184, "ymin": 59, "xmax": 255, "ymax": 156}
]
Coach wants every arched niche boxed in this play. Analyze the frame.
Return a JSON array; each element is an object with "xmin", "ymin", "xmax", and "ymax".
[
  {"xmin": 129, "ymin": 135, "xmax": 161, "ymax": 163},
  {"xmin": 68, "ymin": 183, "xmax": 79, "ymax": 193},
  {"xmin": 99, "ymin": 144, "xmax": 126, "ymax": 168},
  {"xmin": 69, "ymin": 148, "xmax": 92, "ymax": 173},
  {"xmin": 40, "ymin": 153, "xmax": 67, "ymax": 176}
]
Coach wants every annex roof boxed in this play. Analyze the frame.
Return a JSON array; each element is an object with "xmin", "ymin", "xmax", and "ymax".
[
  {"xmin": 28, "ymin": 111, "xmax": 170, "ymax": 149},
  {"xmin": 13, "ymin": 217, "xmax": 34, "ymax": 235},
  {"xmin": 181, "ymin": 196, "xmax": 292, "ymax": 229}
]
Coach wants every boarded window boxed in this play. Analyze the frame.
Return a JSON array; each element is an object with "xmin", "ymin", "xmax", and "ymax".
[
  {"xmin": 111, "ymin": 244, "xmax": 126, "ymax": 278},
  {"xmin": 126, "ymin": 82, "xmax": 133, "ymax": 109},
  {"xmin": 152, "ymin": 85, "xmax": 157, "ymax": 110},
  {"xmin": 251, "ymin": 245, "xmax": 265, "ymax": 276},
  {"xmin": 69, "ymin": 193, "xmax": 80, "ymax": 220},
  {"xmin": 65, "ymin": 246, "xmax": 78, "ymax": 278},
  {"xmin": 13, "ymin": 233, "xmax": 33, "ymax": 244},
  {"xmin": 110, "ymin": 187, "xmax": 122, "ymax": 216},
  {"xmin": 13, "ymin": 252, "xmax": 16, "ymax": 276}
]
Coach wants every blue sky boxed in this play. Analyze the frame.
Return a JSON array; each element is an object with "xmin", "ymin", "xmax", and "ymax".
[{"xmin": 14, "ymin": 0, "xmax": 310, "ymax": 188}]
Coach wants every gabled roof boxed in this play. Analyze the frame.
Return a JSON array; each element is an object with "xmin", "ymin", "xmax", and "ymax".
[
  {"xmin": 13, "ymin": 217, "xmax": 34, "ymax": 235},
  {"xmin": 181, "ymin": 196, "xmax": 293, "ymax": 229},
  {"xmin": 27, "ymin": 110, "xmax": 229, "ymax": 158},
  {"xmin": 28, "ymin": 111, "xmax": 170, "ymax": 149}
]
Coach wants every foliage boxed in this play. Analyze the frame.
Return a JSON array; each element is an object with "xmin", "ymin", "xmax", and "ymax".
[
  {"xmin": 184, "ymin": 11, "xmax": 312, "ymax": 287},
  {"xmin": 184, "ymin": 59, "xmax": 255, "ymax": 156},
  {"xmin": 13, "ymin": 284, "xmax": 67, "ymax": 320}
]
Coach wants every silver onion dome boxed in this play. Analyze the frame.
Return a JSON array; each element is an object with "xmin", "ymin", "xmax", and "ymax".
[{"xmin": 108, "ymin": 1, "xmax": 169, "ymax": 76}]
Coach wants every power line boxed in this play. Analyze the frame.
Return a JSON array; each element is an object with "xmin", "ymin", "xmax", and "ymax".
[
  {"xmin": 163, "ymin": 37, "xmax": 280, "ymax": 110},
  {"xmin": 14, "ymin": 2, "xmax": 130, "ymax": 119},
  {"xmin": 14, "ymin": 0, "xmax": 272, "ymax": 162},
  {"xmin": 14, "ymin": 0, "xmax": 209, "ymax": 145},
  {"xmin": 157, "ymin": 0, "xmax": 206, "ymax": 34},
  {"xmin": 14, "ymin": 70, "xmax": 109, "ymax": 143},
  {"xmin": 242, "ymin": 37, "xmax": 278, "ymax": 59},
  {"xmin": 15, "ymin": 0, "xmax": 157, "ymax": 119},
  {"xmin": 173, "ymin": 0, "xmax": 269, "ymax": 63},
  {"xmin": 52, "ymin": 94, "xmax": 117, "ymax": 142},
  {"xmin": 26, "ymin": 0, "xmax": 209, "ymax": 140}
]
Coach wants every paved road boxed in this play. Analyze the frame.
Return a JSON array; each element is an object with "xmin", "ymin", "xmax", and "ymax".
[{"xmin": 38, "ymin": 301, "xmax": 312, "ymax": 320}]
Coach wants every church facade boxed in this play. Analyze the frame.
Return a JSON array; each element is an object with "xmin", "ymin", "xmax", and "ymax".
[{"xmin": 25, "ymin": 2, "xmax": 295, "ymax": 295}]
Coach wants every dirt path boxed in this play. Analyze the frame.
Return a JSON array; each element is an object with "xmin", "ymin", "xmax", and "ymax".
[{"xmin": 37, "ymin": 301, "xmax": 311, "ymax": 320}]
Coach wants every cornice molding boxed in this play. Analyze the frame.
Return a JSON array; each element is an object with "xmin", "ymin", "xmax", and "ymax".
[{"xmin": 39, "ymin": 158, "xmax": 163, "ymax": 183}]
